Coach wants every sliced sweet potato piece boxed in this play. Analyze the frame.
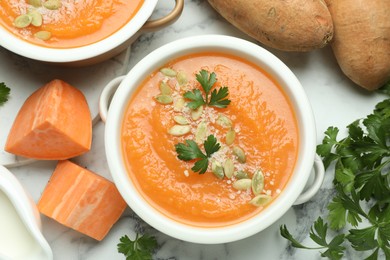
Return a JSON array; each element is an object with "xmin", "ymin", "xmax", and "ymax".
[
  {"xmin": 5, "ymin": 79, "xmax": 92, "ymax": 160},
  {"xmin": 38, "ymin": 160, "xmax": 127, "ymax": 241}
]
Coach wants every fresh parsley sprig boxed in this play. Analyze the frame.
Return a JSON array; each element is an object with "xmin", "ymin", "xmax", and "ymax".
[
  {"xmin": 281, "ymin": 83, "xmax": 390, "ymax": 259},
  {"xmin": 175, "ymin": 134, "xmax": 221, "ymax": 174},
  {"xmin": 0, "ymin": 82, "xmax": 10, "ymax": 106},
  {"xmin": 184, "ymin": 70, "xmax": 231, "ymax": 109},
  {"xmin": 280, "ymin": 217, "xmax": 346, "ymax": 260},
  {"xmin": 117, "ymin": 233, "xmax": 158, "ymax": 260}
]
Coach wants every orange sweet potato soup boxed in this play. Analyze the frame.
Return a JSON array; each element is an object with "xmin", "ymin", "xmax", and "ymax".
[
  {"xmin": 121, "ymin": 52, "xmax": 299, "ymax": 227},
  {"xmin": 0, "ymin": 0, "xmax": 143, "ymax": 48}
]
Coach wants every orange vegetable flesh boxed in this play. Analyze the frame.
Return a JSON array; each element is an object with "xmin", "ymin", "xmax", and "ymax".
[
  {"xmin": 122, "ymin": 53, "xmax": 299, "ymax": 227},
  {"xmin": 38, "ymin": 160, "xmax": 127, "ymax": 241},
  {"xmin": 0, "ymin": 0, "xmax": 144, "ymax": 48},
  {"xmin": 5, "ymin": 79, "xmax": 92, "ymax": 160}
]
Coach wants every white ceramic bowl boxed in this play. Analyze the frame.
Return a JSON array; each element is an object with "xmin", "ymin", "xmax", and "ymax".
[
  {"xmin": 0, "ymin": 0, "xmax": 183, "ymax": 66},
  {"xmin": 102, "ymin": 35, "xmax": 324, "ymax": 244}
]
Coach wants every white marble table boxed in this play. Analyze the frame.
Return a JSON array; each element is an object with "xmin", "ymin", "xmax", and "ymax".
[{"xmin": 1, "ymin": 1, "xmax": 387, "ymax": 259}]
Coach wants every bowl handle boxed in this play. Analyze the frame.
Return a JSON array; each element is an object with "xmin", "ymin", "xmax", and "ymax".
[
  {"xmin": 141, "ymin": 0, "xmax": 184, "ymax": 32},
  {"xmin": 99, "ymin": 76, "xmax": 126, "ymax": 123},
  {"xmin": 293, "ymin": 154, "xmax": 325, "ymax": 205}
]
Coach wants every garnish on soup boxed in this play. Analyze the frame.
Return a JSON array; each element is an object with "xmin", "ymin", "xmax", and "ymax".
[{"xmin": 175, "ymin": 134, "xmax": 221, "ymax": 174}]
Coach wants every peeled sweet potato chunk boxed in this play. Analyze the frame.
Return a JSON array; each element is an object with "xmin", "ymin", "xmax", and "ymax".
[
  {"xmin": 5, "ymin": 79, "xmax": 92, "ymax": 160},
  {"xmin": 38, "ymin": 160, "xmax": 127, "ymax": 241}
]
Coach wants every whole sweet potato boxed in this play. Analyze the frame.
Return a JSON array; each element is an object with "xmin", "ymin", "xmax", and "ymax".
[
  {"xmin": 325, "ymin": 0, "xmax": 390, "ymax": 90},
  {"xmin": 207, "ymin": 0, "xmax": 333, "ymax": 52}
]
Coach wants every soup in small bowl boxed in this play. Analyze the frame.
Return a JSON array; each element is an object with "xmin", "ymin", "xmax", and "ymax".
[
  {"xmin": 0, "ymin": 0, "xmax": 183, "ymax": 65},
  {"xmin": 101, "ymin": 35, "xmax": 324, "ymax": 243}
]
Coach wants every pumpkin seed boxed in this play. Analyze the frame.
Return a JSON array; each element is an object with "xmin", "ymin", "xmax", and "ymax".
[
  {"xmin": 176, "ymin": 71, "xmax": 187, "ymax": 86},
  {"xmin": 249, "ymin": 194, "xmax": 272, "ymax": 207},
  {"xmin": 159, "ymin": 81, "xmax": 172, "ymax": 95},
  {"xmin": 251, "ymin": 169, "xmax": 265, "ymax": 195},
  {"xmin": 43, "ymin": 0, "xmax": 62, "ymax": 10},
  {"xmin": 195, "ymin": 121, "xmax": 207, "ymax": 143},
  {"xmin": 191, "ymin": 105, "xmax": 203, "ymax": 120},
  {"xmin": 211, "ymin": 161, "xmax": 224, "ymax": 179},
  {"xmin": 29, "ymin": 10, "xmax": 43, "ymax": 27},
  {"xmin": 28, "ymin": 0, "xmax": 42, "ymax": 7},
  {"xmin": 216, "ymin": 114, "xmax": 232, "ymax": 128},
  {"xmin": 233, "ymin": 179, "xmax": 252, "ymax": 190},
  {"xmin": 173, "ymin": 115, "xmax": 189, "ymax": 125},
  {"xmin": 233, "ymin": 146, "xmax": 246, "ymax": 163},
  {"xmin": 234, "ymin": 170, "xmax": 250, "ymax": 179},
  {"xmin": 155, "ymin": 94, "xmax": 173, "ymax": 104},
  {"xmin": 225, "ymin": 128, "xmax": 236, "ymax": 145},
  {"xmin": 173, "ymin": 97, "xmax": 185, "ymax": 111},
  {"xmin": 168, "ymin": 125, "xmax": 191, "ymax": 136},
  {"xmin": 223, "ymin": 158, "xmax": 234, "ymax": 179},
  {"xmin": 14, "ymin": 14, "xmax": 32, "ymax": 28},
  {"xmin": 34, "ymin": 30, "xmax": 51, "ymax": 40},
  {"xmin": 160, "ymin": 68, "xmax": 177, "ymax": 77}
]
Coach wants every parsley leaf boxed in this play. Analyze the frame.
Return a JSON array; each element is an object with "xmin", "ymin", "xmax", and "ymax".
[
  {"xmin": 280, "ymin": 225, "xmax": 317, "ymax": 250},
  {"xmin": 175, "ymin": 135, "xmax": 220, "ymax": 174},
  {"xmin": 0, "ymin": 82, "xmax": 10, "ymax": 106},
  {"xmin": 184, "ymin": 70, "xmax": 231, "ymax": 109},
  {"xmin": 316, "ymin": 126, "xmax": 341, "ymax": 169},
  {"xmin": 209, "ymin": 87, "xmax": 231, "ymax": 108},
  {"xmin": 196, "ymin": 69, "xmax": 217, "ymax": 103},
  {"xmin": 191, "ymin": 158, "xmax": 209, "ymax": 174},
  {"xmin": 175, "ymin": 139, "xmax": 206, "ymax": 161},
  {"xmin": 347, "ymin": 226, "xmax": 378, "ymax": 251},
  {"xmin": 117, "ymin": 233, "xmax": 158, "ymax": 260},
  {"xmin": 203, "ymin": 134, "xmax": 221, "ymax": 157},
  {"xmin": 183, "ymin": 89, "xmax": 205, "ymax": 110}
]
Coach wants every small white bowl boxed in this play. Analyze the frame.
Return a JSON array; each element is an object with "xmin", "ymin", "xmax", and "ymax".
[
  {"xmin": 0, "ymin": 0, "xmax": 183, "ymax": 66},
  {"xmin": 101, "ymin": 35, "xmax": 325, "ymax": 244},
  {"xmin": 0, "ymin": 165, "xmax": 52, "ymax": 260}
]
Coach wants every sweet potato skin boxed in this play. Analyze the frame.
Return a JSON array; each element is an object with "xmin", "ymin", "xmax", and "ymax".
[
  {"xmin": 207, "ymin": 0, "xmax": 333, "ymax": 51},
  {"xmin": 325, "ymin": 0, "xmax": 390, "ymax": 90}
]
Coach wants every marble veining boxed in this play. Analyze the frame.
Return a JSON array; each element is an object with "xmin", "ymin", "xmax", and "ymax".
[{"xmin": 1, "ymin": 0, "xmax": 387, "ymax": 259}]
